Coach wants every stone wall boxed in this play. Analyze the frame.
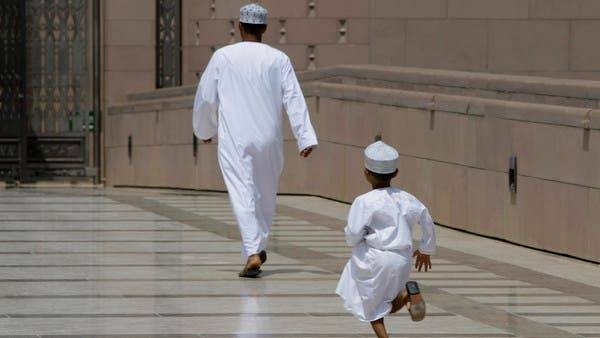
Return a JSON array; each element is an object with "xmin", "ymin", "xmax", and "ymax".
[
  {"xmin": 104, "ymin": 0, "xmax": 156, "ymax": 106},
  {"xmin": 100, "ymin": 0, "xmax": 600, "ymax": 115},
  {"xmin": 102, "ymin": 0, "xmax": 600, "ymax": 105},
  {"xmin": 106, "ymin": 65, "xmax": 600, "ymax": 262},
  {"xmin": 181, "ymin": 0, "xmax": 600, "ymax": 84}
]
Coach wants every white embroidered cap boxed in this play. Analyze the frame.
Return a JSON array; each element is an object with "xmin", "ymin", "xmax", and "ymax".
[
  {"xmin": 364, "ymin": 141, "xmax": 399, "ymax": 174},
  {"xmin": 240, "ymin": 3, "xmax": 268, "ymax": 25}
]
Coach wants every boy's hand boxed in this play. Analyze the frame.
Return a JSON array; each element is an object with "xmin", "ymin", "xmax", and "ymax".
[{"xmin": 413, "ymin": 250, "xmax": 432, "ymax": 272}]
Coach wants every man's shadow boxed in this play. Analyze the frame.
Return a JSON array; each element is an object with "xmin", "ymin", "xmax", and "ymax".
[
  {"xmin": 260, "ymin": 268, "xmax": 333, "ymax": 277},
  {"xmin": 217, "ymin": 268, "xmax": 333, "ymax": 277}
]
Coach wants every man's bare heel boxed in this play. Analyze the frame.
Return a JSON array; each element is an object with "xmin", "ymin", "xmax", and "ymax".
[{"xmin": 406, "ymin": 281, "xmax": 426, "ymax": 322}]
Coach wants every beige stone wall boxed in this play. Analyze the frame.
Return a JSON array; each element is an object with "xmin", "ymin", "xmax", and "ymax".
[
  {"xmin": 179, "ymin": 0, "xmax": 600, "ymax": 83},
  {"xmin": 182, "ymin": 0, "xmax": 371, "ymax": 85},
  {"xmin": 102, "ymin": 0, "xmax": 600, "ymax": 106},
  {"xmin": 106, "ymin": 65, "xmax": 600, "ymax": 262},
  {"xmin": 298, "ymin": 92, "xmax": 599, "ymax": 262},
  {"xmin": 103, "ymin": 0, "xmax": 156, "ymax": 105},
  {"xmin": 101, "ymin": 0, "xmax": 600, "ymax": 103},
  {"xmin": 102, "ymin": 0, "xmax": 157, "ymax": 181}
]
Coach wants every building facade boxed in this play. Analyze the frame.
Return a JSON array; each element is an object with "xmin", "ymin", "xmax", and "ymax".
[
  {"xmin": 1, "ymin": 0, "xmax": 599, "ymax": 261},
  {"xmin": 3, "ymin": 0, "xmax": 600, "ymax": 183}
]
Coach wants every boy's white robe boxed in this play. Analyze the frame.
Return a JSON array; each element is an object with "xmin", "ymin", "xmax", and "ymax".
[
  {"xmin": 193, "ymin": 42, "xmax": 318, "ymax": 258},
  {"xmin": 336, "ymin": 187, "xmax": 436, "ymax": 322}
]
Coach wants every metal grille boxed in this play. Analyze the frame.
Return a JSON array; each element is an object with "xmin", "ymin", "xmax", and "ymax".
[
  {"xmin": 26, "ymin": 0, "xmax": 90, "ymax": 135},
  {"xmin": 21, "ymin": 0, "xmax": 92, "ymax": 178},
  {"xmin": 1, "ymin": 0, "xmax": 96, "ymax": 180},
  {"xmin": 156, "ymin": 0, "xmax": 181, "ymax": 88},
  {"xmin": 0, "ymin": 0, "xmax": 26, "ymax": 178}
]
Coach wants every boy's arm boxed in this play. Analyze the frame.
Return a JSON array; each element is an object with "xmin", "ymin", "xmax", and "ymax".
[
  {"xmin": 418, "ymin": 208, "xmax": 436, "ymax": 255},
  {"xmin": 344, "ymin": 198, "xmax": 371, "ymax": 246},
  {"xmin": 414, "ymin": 207, "xmax": 436, "ymax": 272}
]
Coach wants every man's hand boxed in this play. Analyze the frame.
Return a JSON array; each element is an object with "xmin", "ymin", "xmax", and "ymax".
[
  {"xmin": 299, "ymin": 146, "xmax": 314, "ymax": 158},
  {"xmin": 202, "ymin": 138, "xmax": 212, "ymax": 144},
  {"xmin": 413, "ymin": 250, "xmax": 432, "ymax": 272}
]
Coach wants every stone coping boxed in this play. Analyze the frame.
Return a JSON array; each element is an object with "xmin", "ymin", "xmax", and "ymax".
[
  {"xmin": 123, "ymin": 65, "xmax": 600, "ymax": 104},
  {"xmin": 109, "ymin": 81, "xmax": 600, "ymax": 130},
  {"xmin": 303, "ymin": 82, "xmax": 600, "ymax": 130},
  {"xmin": 299, "ymin": 65, "xmax": 600, "ymax": 100},
  {"xmin": 108, "ymin": 95, "xmax": 194, "ymax": 115},
  {"xmin": 127, "ymin": 85, "xmax": 196, "ymax": 102}
]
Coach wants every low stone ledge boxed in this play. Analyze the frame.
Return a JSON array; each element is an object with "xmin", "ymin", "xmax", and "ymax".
[
  {"xmin": 108, "ymin": 96, "xmax": 194, "ymax": 115},
  {"xmin": 304, "ymin": 82, "xmax": 595, "ymax": 129},
  {"xmin": 111, "ymin": 81, "xmax": 595, "ymax": 130},
  {"xmin": 474, "ymin": 99, "xmax": 593, "ymax": 128},
  {"xmin": 299, "ymin": 65, "xmax": 600, "ymax": 101},
  {"xmin": 127, "ymin": 85, "xmax": 196, "ymax": 102},
  {"xmin": 124, "ymin": 65, "xmax": 600, "ymax": 108},
  {"xmin": 317, "ymin": 76, "xmax": 597, "ymax": 109},
  {"xmin": 588, "ymin": 109, "xmax": 600, "ymax": 129}
]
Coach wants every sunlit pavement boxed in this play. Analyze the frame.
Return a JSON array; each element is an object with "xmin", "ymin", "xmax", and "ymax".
[{"xmin": 0, "ymin": 187, "xmax": 598, "ymax": 338}]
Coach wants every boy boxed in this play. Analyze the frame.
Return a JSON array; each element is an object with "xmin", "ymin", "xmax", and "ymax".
[{"xmin": 336, "ymin": 141, "xmax": 436, "ymax": 338}]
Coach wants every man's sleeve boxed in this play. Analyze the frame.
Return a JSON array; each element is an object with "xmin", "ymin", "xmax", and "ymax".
[
  {"xmin": 418, "ymin": 206, "xmax": 436, "ymax": 255},
  {"xmin": 344, "ymin": 198, "xmax": 372, "ymax": 247},
  {"xmin": 193, "ymin": 53, "xmax": 220, "ymax": 140},
  {"xmin": 281, "ymin": 56, "xmax": 318, "ymax": 151}
]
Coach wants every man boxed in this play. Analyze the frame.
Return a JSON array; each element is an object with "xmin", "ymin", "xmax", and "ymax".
[{"xmin": 193, "ymin": 3, "xmax": 318, "ymax": 278}]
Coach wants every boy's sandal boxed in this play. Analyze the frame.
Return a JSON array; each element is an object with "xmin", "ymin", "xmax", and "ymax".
[{"xmin": 406, "ymin": 281, "xmax": 426, "ymax": 322}]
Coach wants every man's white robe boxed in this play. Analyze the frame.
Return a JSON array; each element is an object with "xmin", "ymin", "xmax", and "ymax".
[
  {"xmin": 336, "ymin": 187, "xmax": 436, "ymax": 322},
  {"xmin": 193, "ymin": 42, "xmax": 318, "ymax": 258}
]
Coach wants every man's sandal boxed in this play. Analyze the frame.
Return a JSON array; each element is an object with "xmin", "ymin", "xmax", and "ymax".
[
  {"xmin": 406, "ymin": 281, "xmax": 426, "ymax": 322},
  {"xmin": 238, "ymin": 251, "xmax": 266, "ymax": 278},
  {"xmin": 238, "ymin": 267, "xmax": 262, "ymax": 278},
  {"xmin": 259, "ymin": 250, "xmax": 267, "ymax": 264}
]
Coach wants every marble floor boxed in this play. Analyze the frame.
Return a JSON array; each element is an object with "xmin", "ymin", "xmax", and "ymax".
[{"xmin": 0, "ymin": 187, "xmax": 598, "ymax": 338}]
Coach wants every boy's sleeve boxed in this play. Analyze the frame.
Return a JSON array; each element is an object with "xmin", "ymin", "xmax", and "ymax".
[
  {"xmin": 418, "ymin": 207, "xmax": 436, "ymax": 255},
  {"xmin": 344, "ymin": 198, "xmax": 372, "ymax": 246}
]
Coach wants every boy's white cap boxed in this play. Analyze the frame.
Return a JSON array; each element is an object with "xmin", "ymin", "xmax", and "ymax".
[
  {"xmin": 240, "ymin": 3, "xmax": 268, "ymax": 24},
  {"xmin": 364, "ymin": 141, "xmax": 399, "ymax": 174}
]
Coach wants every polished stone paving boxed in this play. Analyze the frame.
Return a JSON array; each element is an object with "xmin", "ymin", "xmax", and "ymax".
[{"xmin": 0, "ymin": 187, "xmax": 598, "ymax": 337}]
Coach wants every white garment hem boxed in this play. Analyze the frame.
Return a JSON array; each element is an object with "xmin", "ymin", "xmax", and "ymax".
[{"xmin": 336, "ymin": 290, "xmax": 392, "ymax": 322}]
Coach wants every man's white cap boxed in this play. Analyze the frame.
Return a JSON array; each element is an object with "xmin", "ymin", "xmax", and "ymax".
[
  {"xmin": 364, "ymin": 141, "xmax": 399, "ymax": 174},
  {"xmin": 240, "ymin": 3, "xmax": 268, "ymax": 25}
]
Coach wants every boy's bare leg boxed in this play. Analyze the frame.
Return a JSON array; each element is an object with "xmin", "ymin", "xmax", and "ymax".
[
  {"xmin": 370, "ymin": 318, "xmax": 389, "ymax": 338},
  {"xmin": 407, "ymin": 289, "xmax": 426, "ymax": 322},
  {"xmin": 390, "ymin": 290, "xmax": 409, "ymax": 314}
]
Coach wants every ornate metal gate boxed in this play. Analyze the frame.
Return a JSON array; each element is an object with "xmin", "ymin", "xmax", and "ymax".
[
  {"xmin": 156, "ymin": 0, "xmax": 181, "ymax": 88},
  {"xmin": 0, "ymin": 0, "xmax": 26, "ymax": 179},
  {"xmin": 0, "ymin": 0, "xmax": 98, "ymax": 181}
]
